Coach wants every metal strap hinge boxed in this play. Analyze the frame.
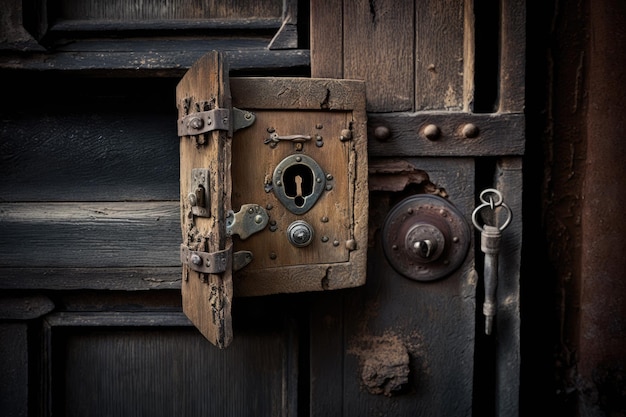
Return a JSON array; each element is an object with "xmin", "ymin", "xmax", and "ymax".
[
  {"xmin": 178, "ymin": 107, "xmax": 255, "ymax": 136},
  {"xmin": 180, "ymin": 244, "xmax": 253, "ymax": 274},
  {"xmin": 181, "ymin": 244, "xmax": 231, "ymax": 274}
]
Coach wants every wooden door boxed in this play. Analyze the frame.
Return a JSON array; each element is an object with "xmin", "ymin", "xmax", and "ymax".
[
  {"xmin": 308, "ymin": 1, "xmax": 524, "ymax": 416},
  {"xmin": 0, "ymin": 1, "xmax": 525, "ymax": 416}
]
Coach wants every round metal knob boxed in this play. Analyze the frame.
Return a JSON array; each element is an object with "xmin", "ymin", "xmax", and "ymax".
[
  {"xmin": 382, "ymin": 194, "xmax": 470, "ymax": 281},
  {"xmin": 287, "ymin": 220, "xmax": 314, "ymax": 247}
]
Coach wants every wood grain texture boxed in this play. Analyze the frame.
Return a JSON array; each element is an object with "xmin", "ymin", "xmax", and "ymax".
[
  {"xmin": 310, "ymin": 0, "xmax": 343, "ymax": 78},
  {"xmin": 0, "ymin": 202, "xmax": 179, "ymax": 268},
  {"xmin": 493, "ymin": 157, "xmax": 522, "ymax": 417},
  {"xmin": 0, "ymin": 323, "xmax": 29, "ymax": 417},
  {"xmin": 367, "ymin": 112, "xmax": 525, "ymax": 157},
  {"xmin": 415, "ymin": 0, "xmax": 466, "ymax": 111},
  {"xmin": 343, "ymin": 0, "xmax": 415, "ymax": 112},
  {"xmin": 229, "ymin": 77, "xmax": 368, "ymax": 297},
  {"xmin": 340, "ymin": 158, "xmax": 476, "ymax": 416},
  {"xmin": 43, "ymin": 312, "xmax": 298, "ymax": 417},
  {"xmin": 498, "ymin": 0, "xmax": 526, "ymax": 112},
  {"xmin": 57, "ymin": 0, "xmax": 282, "ymax": 20},
  {"xmin": 0, "ymin": 110, "xmax": 178, "ymax": 202},
  {"xmin": 177, "ymin": 51, "xmax": 233, "ymax": 347}
]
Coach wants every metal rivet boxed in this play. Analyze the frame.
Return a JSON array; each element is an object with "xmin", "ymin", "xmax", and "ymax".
[
  {"xmin": 326, "ymin": 173, "xmax": 333, "ymax": 181},
  {"xmin": 333, "ymin": 240, "xmax": 340, "ymax": 247},
  {"xmin": 276, "ymin": 180, "xmax": 282, "ymax": 186},
  {"xmin": 407, "ymin": 208, "xmax": 414, "ymax": 214},
  {"xmin": 326, "ymin": 184, "xmax": 333, "ymax": 191},
  {"xmin": 340, "ymin": 129, "xmax": 352, "ymax": 141},
  {"xmin": 346, "ymin": 239, "xmax": 357, "ymax": 251},
  {"xmin": 269, "ymin": 252, "xmax": 277, "ymax": 260},
  {"xmin": 190, "ymin": 254, "xmax": 202, "ymax": 265},
  {"xmin": 316, "ymin": 124, "xmax": 323, "ymax": 129},
  {"xmin": 254, "ymin": 214, "xmax": 263, "ymax": 224},
  {"xmin": 266, "ymin": 203, "xmax": 273, "ymax": 210},
  {"xmin": 423, "ymin": 124, "xmax": 440, "ymax": 140},
  {"xmin": 190, "ymin": 117, "xmax": 204, "ymax": 130},
  {"xmin": 462, "ymin": 123, "xmax": 479, "ymax": 138},
  {"xmin": 321, "ymin": 216, "xmax": 329, "ymax": 223},
  {"xmin": 374, "ymin": 125, "xmax": 391, "ymax": 141},
  {"xmin": 321, "ymin": 236, "xmax": 329, "ymax": 242},
  {"xmin": 296, "ymin": 156, "xmax": 302, "ymax": 162}
]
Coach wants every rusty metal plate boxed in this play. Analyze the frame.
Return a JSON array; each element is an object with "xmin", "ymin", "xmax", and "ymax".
[{"xmin": 382, "ymin": 194, "xmax": 470, "ymax": 281}]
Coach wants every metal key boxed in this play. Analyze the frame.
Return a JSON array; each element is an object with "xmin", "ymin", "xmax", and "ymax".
[
  {"xmin": 480, "ymin": 225, "xmax": 501, "ymax": 335},
  {"xmin": 472, "ymin": 189, "xmax": 512, "ymax": 335}
]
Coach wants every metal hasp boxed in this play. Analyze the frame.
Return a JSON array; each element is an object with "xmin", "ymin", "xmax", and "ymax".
[{"xmin": 382, "ymin": 194, "xmax": 471, "ymax": 281}]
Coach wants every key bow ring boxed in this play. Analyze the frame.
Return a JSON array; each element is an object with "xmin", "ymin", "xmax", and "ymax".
[{"xmin": 471, "ymin": 188, "xmax": 512, "ymax": 232}]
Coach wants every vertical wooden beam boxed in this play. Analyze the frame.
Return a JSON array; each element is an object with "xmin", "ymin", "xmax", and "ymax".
[
  {"xmin": 344, "ymin": 0, "xmax": 414, "ymax": 112},
  {"xmin": 310, "ymin": 0, "xmax": 344, "ymax": 78},
  {"xmin": 498, "ymin": 0, "xmax": 526, "ymax": 113},
  {"xmin": 463, "ymin": 0, "xmax": 476, "ymax": 111},
  {"xmin": 494, "ymin": 157, "xmax": 522, "ymax": 417},
  {"xmin": 578, "ymin": 1, "xmax": 626, "ymax": 415},
  {"xmin": 415, "ymin": 0, "xmax": 465, "ymax": 111}
]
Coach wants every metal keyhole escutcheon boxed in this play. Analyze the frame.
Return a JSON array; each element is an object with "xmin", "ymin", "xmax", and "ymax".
[{"xmin": 382, "ymin": 194, "xmax": 471, "ymax": 281}]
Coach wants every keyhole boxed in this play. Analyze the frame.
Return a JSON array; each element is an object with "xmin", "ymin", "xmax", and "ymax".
[{"xmin": 284, "ymin": 164, "xmax": 313, "ymax": 207}]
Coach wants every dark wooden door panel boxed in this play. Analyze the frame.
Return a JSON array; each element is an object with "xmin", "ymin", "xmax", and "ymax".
[{"xmin": 46, "ymin": 312, "xmax": 299, "ymax": 417}]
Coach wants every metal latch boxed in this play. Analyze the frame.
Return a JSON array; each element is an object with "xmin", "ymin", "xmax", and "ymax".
[{"xmin": 178, "ymin": 107, "xmax": 255, "ymax": 136}]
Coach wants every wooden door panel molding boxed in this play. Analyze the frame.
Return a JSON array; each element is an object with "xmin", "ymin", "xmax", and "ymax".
[{"xmin": 42, "ymin": 311, "xmax": 299, "ymax": 417}]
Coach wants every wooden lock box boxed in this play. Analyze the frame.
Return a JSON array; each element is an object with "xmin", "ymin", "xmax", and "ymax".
[{"xmin": 177, "ymin": 51, "xmax": 368, "ymax": 347}]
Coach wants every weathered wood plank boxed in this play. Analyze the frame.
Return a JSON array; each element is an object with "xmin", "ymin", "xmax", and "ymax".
[
  {"xmin": 0, "ymin": 202, "xmax": 180, "ymax": 268},
  {"xmin": 0, "ymin": 295, "xmax": 54, "ymax": 319},
  {"xmin": 343, "ymin": 0, "xmax": 414, "ymax": 112},
  {"xmin": 415, "ymin": 0, "xmax": 466, "ymax": 111},
  {"xmin": 56, "ymin": 0, "xmax": 282, "ymax": 21},
  {"xmin": 0, "ymin": 48, "xmax": 310, "ymax": 76},
  {"xmin": 0, "ymin": 109, "xmax": 178, "ymax": 202},
  {"xmin": 43, "ymin": 311, "xmax": 297, "ymax": 417},
  {"xmin": 0, "ymin": 267, "xmax": 181, "ymax": 290},
  {"xmin": 310, "ymin": 0, "xmax": 343, "ymax": 78},
  {"xmin": 0, "ymin": 323, "xmax": 29, "ymax": 417},
  {"xmin": 498, "ymin": 0, "xmax": 526, "ymax": 112},
  {"xmin": 340, "ymin": 158, "xmax": 476, "ymax": 416},
  {"xmin": 368, "ymin": 112, "xmax": 525, "ymax": 157},
  {"xmin": 177, "ymin": 51, "xmax": 233, "ymax": 348},
  {"xmin": 493, "ymin": 157, "xmax": 522, "ymax": 417}
]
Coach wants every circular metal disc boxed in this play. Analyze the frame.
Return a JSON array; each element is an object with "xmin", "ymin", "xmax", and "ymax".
[{"xmin": 382, "ymin": 194, "xmax": 471, "ymax": 281}]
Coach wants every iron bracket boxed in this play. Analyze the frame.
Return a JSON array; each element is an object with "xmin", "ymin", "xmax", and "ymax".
[{"xmin": 178, "ymin": 107, "xmax": 255, "ymax": 136}]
